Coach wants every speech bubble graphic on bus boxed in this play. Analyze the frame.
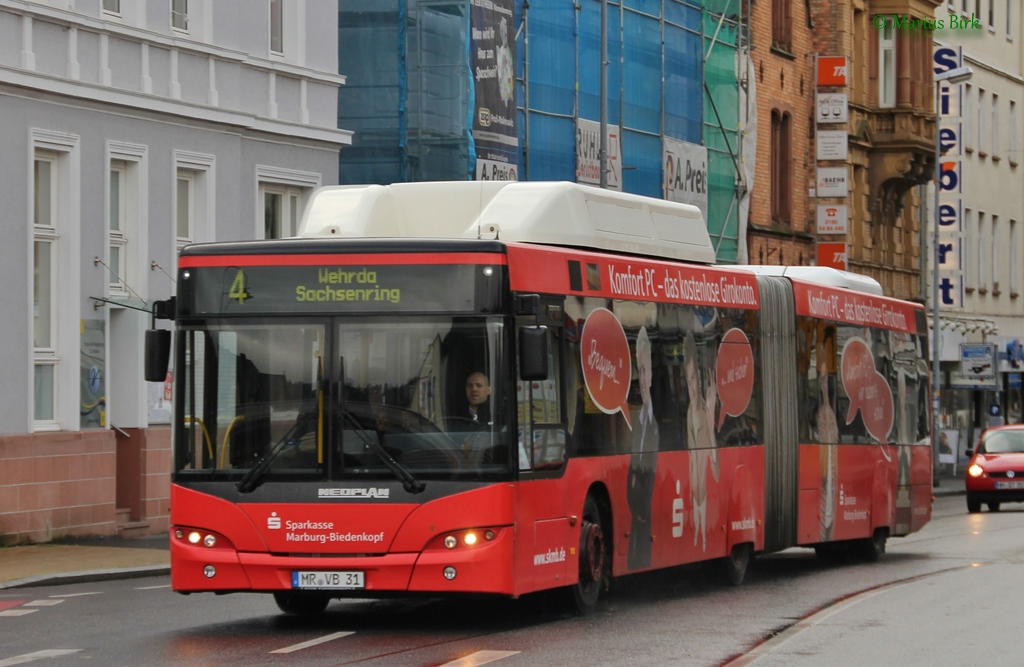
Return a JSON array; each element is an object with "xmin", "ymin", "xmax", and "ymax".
[
  {"xmin": 840, "ymin": 337, "xmax": 894, "ymax": 443},
  {"xmin": 581, "ymin": 308, "xmax": 632, "ymax": 429},
  {"xmin": 716, "ymin": 328, "xmax": 755, "ymax": 429}
]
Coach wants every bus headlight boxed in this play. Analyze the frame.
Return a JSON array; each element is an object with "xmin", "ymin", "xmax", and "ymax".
[
  {"xmin": 203, "ymin": 534, "xmax": 217, "ymax": 548},
  {"xmin": 463, "ymin": 532, "xmax": 478, "ymax": 546},
  {"xmin": 444, "ymin": 535, "xmax": 458, "ymax": 549}
]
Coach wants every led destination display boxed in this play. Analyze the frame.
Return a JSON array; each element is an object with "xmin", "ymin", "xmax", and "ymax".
[{"xmin": 178, "ymin": 262, "xmax": 500, "ymax": 316}]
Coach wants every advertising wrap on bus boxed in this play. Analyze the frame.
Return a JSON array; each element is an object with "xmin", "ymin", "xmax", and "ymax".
[{"xmin": 157, "ymin": 182, "xmax": 931, "ymax": 617}]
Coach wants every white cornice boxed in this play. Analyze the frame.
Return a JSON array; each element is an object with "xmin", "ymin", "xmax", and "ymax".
[
  {"xmin": 1, "ymin": 66, "xmax": 353, "ymax": 146},
  {"xmin": 0, "ymin": 0, "xmax": 346, "ymax": 86}
]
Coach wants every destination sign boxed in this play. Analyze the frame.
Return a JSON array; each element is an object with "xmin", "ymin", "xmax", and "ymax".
[{"xmin": 178, "ymin": 263, "xmax": 500, "ymax": 316}]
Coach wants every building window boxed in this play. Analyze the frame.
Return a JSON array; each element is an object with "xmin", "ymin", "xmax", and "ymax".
[
  {"xmin": 879, "ymin": 19, "xmax": 896, "ymax": 109},
  {"xmin": 770, "ymin": 109, "xmax": 791, "ymax": 225},
  {"xmin": 963, "ymin": 84, "xmax": 974, "ymax": 150},
  {"xmin": 33, "ymin": 154, "xmax": 58, "ymax": 424},
  {"xmin": 978, "ymin": 88, "xmax": 987, "ymax": 155},
  {"xmin": 270, "ymin": 0, "xmax": 283, "ymax": 54},
  {"xmin": 174, "ymin": 151, "xmax": 215, "ymax": 256},
  {"xmin": 771, "ymin": 0, "xmax": 791, "ymax": 51},
  {"xmin": 172, "ymin": 0, "xmax": 188, "ymax": 32},
  {"xmin": 992, "ymin": 215, "xmax": 1000, "ymax": 291},
  {"xmin": 992, "ymin": 93, "xmax": 1000, "ymax": 158},
  {"xmin": 977, "ymin": 211, "xmax": 986, "ymax": 290},
  {"xmin": 177, "ymin": 173, "xmax": 194, "ymax": 249},
  {"xmin": 1008, "ymin": 0, "xmax": 1014, "ymax": 39},
  {"xmin": 260, "ymin": 186, "xmax": 302, "ymax": 239},
  {"xmin": 255, "ymin": 166, "xmax": 320, "ymax": 239},
  {"xmin": 988, "ymin": 0, "xmax": 994, "ymax": 29},
  {"xmin": 1011, "ymin": 219, "xmax": 1019, "ymax": 295},
  {"xmin": 103, "ymin": 0, "xmax": 120, "ymax": 14},
  {"xmin": 1010, "ymin": 100, "xmax": 1018, "ymax": 164},
  {"xmin": 109, "ymin": 162, "xmax": 127, "ymax": 293}
]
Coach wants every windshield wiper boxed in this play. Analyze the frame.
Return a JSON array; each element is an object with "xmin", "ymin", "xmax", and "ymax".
[
  {"xmin": 236, "ymin": 411, "xmax": 316, "ymax": 494},
  {"xmin": 340, "ymin": 409, "xmax": 425, "ymax": 495}
]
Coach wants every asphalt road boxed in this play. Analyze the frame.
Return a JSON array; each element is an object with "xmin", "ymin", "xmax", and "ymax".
[{"xmin": 2, "ymin": 494, "xmax": 1014, "ymax": 667}]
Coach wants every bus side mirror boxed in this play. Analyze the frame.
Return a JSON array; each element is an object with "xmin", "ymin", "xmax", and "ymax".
[
  {"xmin": 145, "ymin": 329, "xmax": 171, "ymax": 382},
  {"xmin": 519, "ymin": 326, "xmax": 548, "ymax": 381}
]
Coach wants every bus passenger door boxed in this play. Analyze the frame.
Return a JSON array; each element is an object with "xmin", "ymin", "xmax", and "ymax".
[{"xmin": 514, "ymin": 315, "xmax": 571, "ymax": 592}]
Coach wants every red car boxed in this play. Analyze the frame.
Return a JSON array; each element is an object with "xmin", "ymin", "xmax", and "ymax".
[{"xmin": 965, "ymin": 424, "xmax": 1024, "ymax": 513}]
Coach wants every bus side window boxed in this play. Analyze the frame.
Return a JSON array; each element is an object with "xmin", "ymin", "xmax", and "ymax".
[{"xmin": 517, "ymin": 324, "xmax": 566, "ymax": 471}]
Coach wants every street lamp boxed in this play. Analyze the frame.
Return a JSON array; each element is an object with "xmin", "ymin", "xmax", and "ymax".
[{"xmin": 932, "ymin": 65, "xmax": 973, "ymax": 486}]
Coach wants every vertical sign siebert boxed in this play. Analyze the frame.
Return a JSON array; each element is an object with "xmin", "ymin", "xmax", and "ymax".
[{"xmin": 934, "ymin": 45, "xmax": 965, "ymax": 309}]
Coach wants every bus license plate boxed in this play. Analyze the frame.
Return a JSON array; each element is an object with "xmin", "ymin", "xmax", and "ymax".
[
  {"xmin": 292, "ymin": 570, "xmax": 365, "ymax": 590},
  {"xmin": 995, "ymin": 481, "xmax": 1024, "ymax": 489}
]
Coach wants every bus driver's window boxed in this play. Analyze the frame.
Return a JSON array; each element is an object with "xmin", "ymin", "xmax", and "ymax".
[{"xmin": 517, "ymin": 325, "xmax": 565, "ymax": 471}]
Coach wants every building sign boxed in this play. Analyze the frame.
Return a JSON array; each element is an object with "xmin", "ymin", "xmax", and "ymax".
[
  {"xmin": 662, "ymin": 137, "xmax": 708, "ymax": 221},
  {"xmin": 816, "ymin": 205, "xmax": 848, "ymax": 234},
  {"xmin": 816, "ymin": 130, "xmax": 848, "ymax": 160},
  {"xmin": 817, "ymin": 93, "xmax": 848, "ymax": 124},
  {"xmin": 817, "ymin": 56, "xmax": 848, "ymax": 87},
  {"xmin": 816, "ymin": 242, "xmax": 848, "ymax": 271},
  {"xmin": 934, "ymin": 45, "xmax": 966, "ymax": 309},
  {"xmin": 960, "ymin": 343, "xmax": 996, "ymax": 380},
  {"xmin": 471, "ymin": 0, "xmax": 518, "ymax": 181},
  {"xmin": 577, "ymin": 118, "xmax": 622, "ymax": 191},
  {"xmin": 816, "ymin": 167, "xmax": 848, "ymax": 197}
]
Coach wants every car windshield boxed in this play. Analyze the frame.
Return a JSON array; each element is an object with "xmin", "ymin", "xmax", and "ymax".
[{"xmin": 982, "ymin": 430, "xmax": 1024, "ymax": 454}]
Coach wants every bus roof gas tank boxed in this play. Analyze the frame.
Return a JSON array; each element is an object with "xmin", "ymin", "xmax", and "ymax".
[{"xmin": 298, "ymin": 181, "xmax": 715, "ymax": 265}]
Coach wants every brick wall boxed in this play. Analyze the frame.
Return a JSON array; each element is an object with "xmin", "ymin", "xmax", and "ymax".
[
  {"xmin": 0, "ymin": 430, "xmax": 117, "ymax": 544},
  {"xmin": 747, "ymin": 0, "xmax": 816, "ymax": 266},
  {"xmin": 0, "ymin": 427, "xmax": 170, "ymax": 545}
]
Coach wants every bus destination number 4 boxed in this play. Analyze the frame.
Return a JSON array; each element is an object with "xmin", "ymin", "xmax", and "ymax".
[{"xmin": 292, "ymin": 570, "xmax": 365, "ymax": 590}]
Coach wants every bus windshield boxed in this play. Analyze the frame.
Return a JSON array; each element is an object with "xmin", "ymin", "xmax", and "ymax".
[{"xmin": 174, "ymin": 317, "xmax": 509, "ymax": 485}]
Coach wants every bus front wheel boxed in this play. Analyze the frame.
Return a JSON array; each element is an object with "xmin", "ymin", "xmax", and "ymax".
[
  {"xmin": 723, "ymin": 542, "xmax": 752, "ymax": 585},
  {"xmin": 571, "ymin": 495, "xmax": 609, "ymax": 615},
  {"xmin": 273, "ymin": 591, "xmax": 330, "ymax": 616}
]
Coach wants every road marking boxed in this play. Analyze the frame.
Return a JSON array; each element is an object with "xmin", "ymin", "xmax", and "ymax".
[
  {"xmin": 23, "ymin": 600, "xmax": 64, "ymax": 607},
  {"xmin": 0, "ymin": 610, "xmax": 38, "ymax": 617},
  {"xmin": 0, "ymin": 601, "xmax": 27, "ymax": 612},
  {"xmin": 269, "ymin": 632, "xmax": 354, "ymax": 654},
  {"xmin": 438, "ymin": 651, "xmax": 521, "ymax": 666},
  {"xmin": 48, "ymin": 592, "xmax": 101, "ymax": 598},
  {"xmin": 135, "ymin": 584, "xmax": 170, "ymax": 590},
  {"xmin": 0, "ymin": 650, "xmax": 81, "ymax": 666}
]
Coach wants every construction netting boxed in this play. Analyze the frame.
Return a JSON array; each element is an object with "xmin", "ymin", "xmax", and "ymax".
[{"xmin": 337, "ymin": 0, "xmax": 744, "ymax": 263}]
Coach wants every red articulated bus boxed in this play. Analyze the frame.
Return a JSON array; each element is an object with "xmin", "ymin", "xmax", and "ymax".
[{"xmin": 146, "ymin": 181, "xmax": 932, "ymax": 615}]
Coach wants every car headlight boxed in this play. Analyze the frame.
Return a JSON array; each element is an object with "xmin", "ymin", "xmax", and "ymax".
[{"xmin": 968, "ymin": 464, "xmax": 985, "ymax": 478}]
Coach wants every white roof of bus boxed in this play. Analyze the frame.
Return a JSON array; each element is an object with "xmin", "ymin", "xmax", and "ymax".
[
  {"xmin": 298, "ymin": 181, "xmax": 716, "ymax": 264},
  {"xmin": 744, "ymin": 265, "xmax": 884, "ymax": 296}
]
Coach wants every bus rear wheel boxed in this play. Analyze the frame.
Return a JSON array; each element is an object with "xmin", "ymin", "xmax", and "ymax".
[
  {"xmin": 273, "ymin": 591, "xmax": 330, "ymax": 616},
  {"xmin": 571, "ymin": 495, "xmax": 609, "ymax": 615},
  {"xmin": 859, "ymin": 528, "xmax": 887, "ymax": 562},
  {"xmin": 723, "ymin": 542, "xmax": 752, "ymax": 585}
]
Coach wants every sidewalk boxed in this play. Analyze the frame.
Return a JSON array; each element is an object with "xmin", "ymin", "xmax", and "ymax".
[
  {"xmin": 0, "ymin": 534, "xmax": 170, "ymax": 590},
  {"xmin": 0, "ymin": 472, "xmax": 966, "ymax": 591}
]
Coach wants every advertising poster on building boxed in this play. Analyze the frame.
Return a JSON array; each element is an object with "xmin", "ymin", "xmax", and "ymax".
[
  {"xmin": 80, "ymin": 319, "xmax": 105, "ymax": 428},
  {"xmin": 816, "ymin": 167, "xmax": 848, "ymax": 197},
  {"xmin": 576, "ymin": 118, "xmax": 622, "ymax": 190},
  {"xmin": 816, "ymin": 130, "xmax": 848, "ymax": 161},
  {"xmin": 816, "ymin": 93, "xmax": 848, "ymax": 123},
  {"xmin": 471, "ymin": 0, "xmax": 518, "ymax": 181},
  {"xmin": 816, "ymin": 204, "xmax": 848, "ymax": 234},
  {"xmin": 662, "ymin": 137, "xmax": 708, "ymax": 221},
  {"xmin": 816, "ymin": 242, "xmax": 848, "ymax": 271}
]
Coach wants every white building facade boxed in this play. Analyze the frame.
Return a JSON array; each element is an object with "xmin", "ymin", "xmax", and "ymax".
[
  {"xmin": 932, "ymin": 0, "xmax": 1024, "ymax": 454},
  {"xmin": 0, "ymin": 0, "xmax": 350, "ymax": 543}
]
